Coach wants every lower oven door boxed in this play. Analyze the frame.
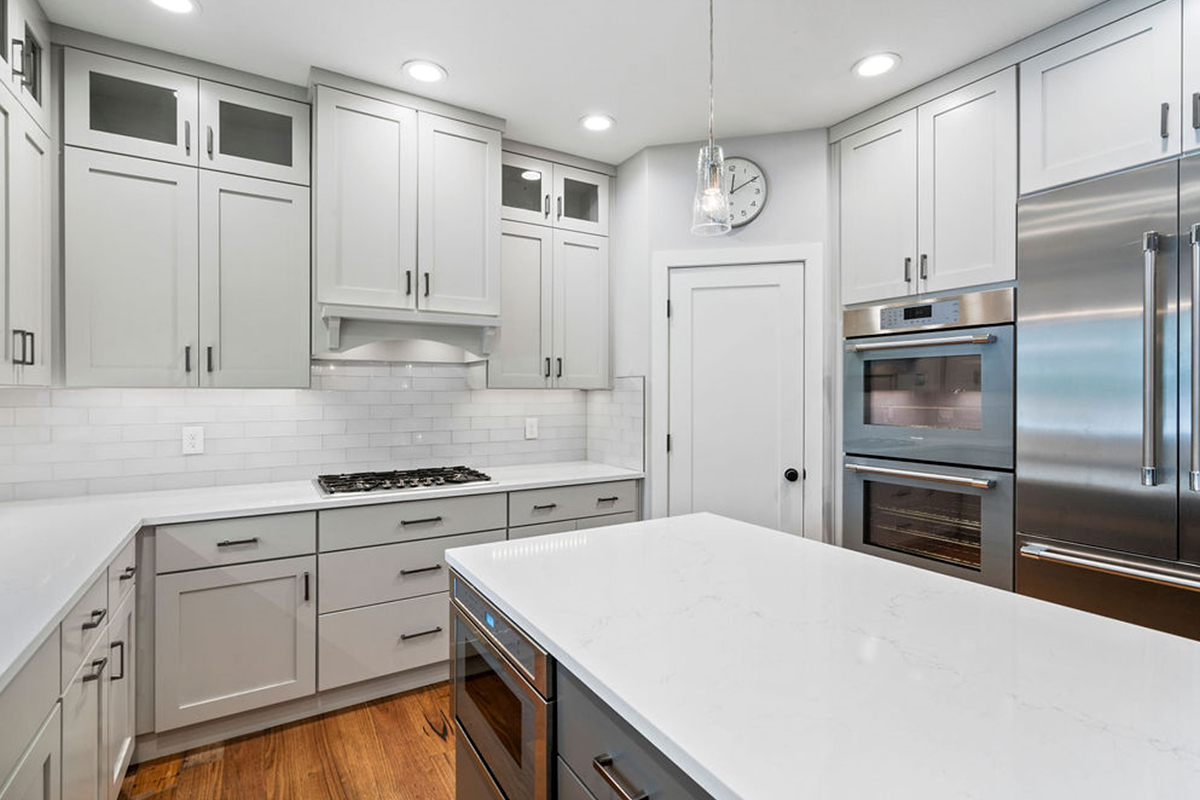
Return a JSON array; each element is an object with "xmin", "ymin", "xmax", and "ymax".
[
  {"xmin": 452, "ymin": 604, "xmax": 552, "ymax": 800},
  {"xmin": 843, "ymin": 456, "xmax": 1014, "ymax": 589}
]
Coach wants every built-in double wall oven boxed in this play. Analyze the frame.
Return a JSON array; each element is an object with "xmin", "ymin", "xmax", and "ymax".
[{"xmin": 843, "ymin": 288, "xmax": 1016, "ymax": 589}]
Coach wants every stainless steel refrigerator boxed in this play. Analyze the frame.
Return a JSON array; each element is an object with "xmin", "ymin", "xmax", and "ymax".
[{"xmin": 1016, "ymin": 156, "xmax": 1200, "ymax": 639}]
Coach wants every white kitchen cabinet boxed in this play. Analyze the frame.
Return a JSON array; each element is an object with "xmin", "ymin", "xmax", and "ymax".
[
  {"xmin": 8, "ymin": 108, "xmax": 50, "ymax": 386},
  {"xmin": 64, "ymin": 149, "xmax": 199, "ymax": 387},
  {"xmin": 1185, "ymin": 0, "xmax": 1200, "ymax": 153},
  {"xmin": 840, "ymin": 110, "xmax": 918, "ymax": 305},
  {"xmin": 1020, "ymin": 0, "xmax": 1181, "ymax": 193},
  {"xmin": 6, "ymin": 0, "xmax": 48, "ymax": 135},
  {"xmin": 198, "ymin": 80, "xmax": 310, "ymax": 185},
  {"xmin": 199, "ymin": 172, "xmax": 310, "ymax": 388},
  {"xmin": 489, "ymin": 221, "xmax": 553, "ymax": 388},
  {"xmin": 64, "ymin": 49, "xmax": 200, "ymax": 166},
  {"xmin": 417, "ymin": 112, "xmax": 501, "ymax": 316},
  {"xmin": 62, "ymin": 634, "xmax": 108, "ymax": 800},
  {"xmin": 104, "ymin": 593, "xmax": 135, "ymax": 800},
  {"xmin": 0, "ymin": 706, "xmax": 60, "ymax": 800},
  {"xmin": 313, "ymin": 86, "xmax": 418, "ymax": 310},
  {"xmin": 553, "ymin": 164, "xmax": 609, "ymax": 236},
  {"xmin": 155, "ymin": 555, "xmax": 317, "ymax": 731},
  {"xmin": 917, "ymin": 69, "xmax": 1017, "ymax": 293},
  {"xmin": 501, "ymin": 151, "xmax": 553, "ymax": 225},
  {"xmin": 553, "ymin": 231, "xmax": 610, "ymax": 389}
]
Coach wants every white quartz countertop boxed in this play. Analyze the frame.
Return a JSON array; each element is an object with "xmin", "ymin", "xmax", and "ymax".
[
  {"xmin": 0, "ymin": 461, "xmax": 641, "ymax": 693},
  {"xmin": 446, "ymin": 513, "xmax": 1200, "ymax": 800}
]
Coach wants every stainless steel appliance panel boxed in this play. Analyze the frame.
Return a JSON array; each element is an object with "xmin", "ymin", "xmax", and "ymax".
[
  {"xmin": 844, "ymin": 287, "xmax": 1014, "ymax": 338},
  {"xmin": 1181, "ymin": 155, "xmax": 1200, "ymax": 565},
  {"xmin": 843, "ymin": 456, "xmax": 1014, "ymax": 589},
  {"xmin": 1016, "ymin": 162, "xmax": 1179, "ymax": 559}
]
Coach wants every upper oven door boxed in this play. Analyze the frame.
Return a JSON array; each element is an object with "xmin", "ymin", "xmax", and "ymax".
[{"xmin": 844, "ymin": 324, "xmax": 1014, "ymax": 469}]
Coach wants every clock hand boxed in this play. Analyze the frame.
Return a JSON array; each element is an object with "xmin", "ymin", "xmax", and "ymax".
[{"xmin": 732, "ymin": 175, "xmax": 759, "ymax": 194}]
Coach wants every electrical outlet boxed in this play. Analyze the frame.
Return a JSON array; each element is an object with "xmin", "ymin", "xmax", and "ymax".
[
  {"xmin": 181, "ymin": 426, "xmax": 205, "ymax": 455},
  {"xmin": 524, "ymin": 417, "xmax": 539, "ymax": 440}
]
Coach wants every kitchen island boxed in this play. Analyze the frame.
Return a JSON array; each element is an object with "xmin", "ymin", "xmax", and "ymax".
[{"xmin": 446, "ymin": 512, "xmax": 1200, "ymax": 800}]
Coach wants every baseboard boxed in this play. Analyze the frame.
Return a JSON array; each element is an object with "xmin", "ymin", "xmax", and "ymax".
[{"xmin": 132, "ymin": 662, "xmax": 449, "ymax": 763}]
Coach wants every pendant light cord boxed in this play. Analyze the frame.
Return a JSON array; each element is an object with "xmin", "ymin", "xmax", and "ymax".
[{"xmin": 707, "ymin": 0, "xmax": 715, "ymax": 148}]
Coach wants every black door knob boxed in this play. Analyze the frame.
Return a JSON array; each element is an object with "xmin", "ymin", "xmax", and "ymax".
[{"xmin": 784, "ymin": 468, "xmax": 800, "ymax": 483}]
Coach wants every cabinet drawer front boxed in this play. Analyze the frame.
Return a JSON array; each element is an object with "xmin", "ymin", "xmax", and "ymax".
[
  {"xmin": 558, "ymin": 757, "xmax": 601, "ymax": 800},
  {"xmin": 107, "ymin": 536, "xmax": 137, "ymax": 616},
  {"xmin": 575, "ymin": 512, "xmax": 638, "ymax": 531},
  {"xmin": 319, "ymin": 494, "xmax": 507, "ymax": 551},
  {"xmin": 156, "ymin": 512, "xmax": 315, "ymax": 573},
  {"xmin": 509, "ymin": 481, "xmax": 637, "ymax": 527},
  {"xmin": 320, "ymin": 529, "xmax": 505, "ymax": 613},
  {"xmin": 318, "ymin": 592, "xmax": 450, "ymax": 691},
  {"xmin": 61, "ymin": 573, "xmax": 107, "ymax": 692},
  {"xmin": 0, "ymin": 628, "xmax": 59, "ymax": 785},
  {"xmin": 508, "ymin": 520, "xmax": 577, "ymax": 540}
]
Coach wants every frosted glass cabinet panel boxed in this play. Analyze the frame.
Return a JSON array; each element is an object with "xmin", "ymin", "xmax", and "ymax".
[
  {"xmin": 553, "ymin": 164, "xmax": 609, "ymax": 236},
  {"xmin": 501, "ymin": 151, "xmax": 553, "ymax": 225},
  {"xmin": 199, "ymin": 81, "xmax": 310, "ymax": 185}
]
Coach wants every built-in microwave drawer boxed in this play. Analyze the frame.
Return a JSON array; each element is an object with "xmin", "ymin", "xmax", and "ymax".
[
  {"xmin": 844, "ymin": 324, "xmax": 1014, "ymax": 469},
  {"xmin": 843, "ymin": 456, "xmax": 1014, "ymax": 590}
]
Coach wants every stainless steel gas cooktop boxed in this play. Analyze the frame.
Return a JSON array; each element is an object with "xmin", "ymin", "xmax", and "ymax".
[{"xmin": 316, "ymin": 466, "xmax": 493, "ymax": 495}]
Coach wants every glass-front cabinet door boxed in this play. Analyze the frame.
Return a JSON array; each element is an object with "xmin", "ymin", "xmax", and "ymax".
[
  {"xmin": 64, "ymin": 48, "xmax": 199, "ymax": 166},
  {"xmin": 501, "ymin": 152, "xmax": 553, "ymax": 226},
  {"xmin": 199, "ymin": 81, "xmax": 310, "ymax": 185},
  {"xmin": 553, "ymin": 164, "xmax": 609, "ymax": 236}
]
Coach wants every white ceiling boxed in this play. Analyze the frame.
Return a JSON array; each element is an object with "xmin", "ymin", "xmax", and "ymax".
[{"xmin": 43, "ymin": 0, "xmax": 1101, "ymax": 164}]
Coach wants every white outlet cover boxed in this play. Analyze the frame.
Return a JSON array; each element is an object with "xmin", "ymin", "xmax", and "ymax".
[
  {"xmin": 181, "ymin": 426, "xmax": 205, "ymax": 455},
  {"xmin": 524, "ymin": 417, "xmax": 539, "ymax": 440}
]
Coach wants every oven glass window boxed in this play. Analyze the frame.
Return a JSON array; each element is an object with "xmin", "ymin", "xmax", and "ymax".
[
  {"xmin": 463, "ymin": 637, "xmax": 524, "ymax": 766},
  {"xmin": 864, "ymin": 481, "xmax": 982, "ymax": 570},
  {"xmin": 864, "ymin": 355, "xmax": 982, "ymax": 430}
]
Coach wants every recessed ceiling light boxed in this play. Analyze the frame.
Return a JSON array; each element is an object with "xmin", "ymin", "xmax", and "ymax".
[
  {"xmin": 402, "ymin": 60, "xmax": 448, "ymax": 83},
  {"xmin": 520, "ymin": 170, "xmax": 541, "ymax": 181},
  {"xmin": 151, "ymin": 0, "xmax": 198, "ymax": 12},
  {"xmin": 853, "ymin": 53, "xmax": 900, "ymax": 78},
  {"xmin": 581, "ymin": 114, "xmax": 615, "ymax": 132}
]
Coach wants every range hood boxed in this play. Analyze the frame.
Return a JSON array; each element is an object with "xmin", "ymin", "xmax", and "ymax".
[{"xmin": 313, "ymin": 304, "xmax": 499, "ymax": 363}]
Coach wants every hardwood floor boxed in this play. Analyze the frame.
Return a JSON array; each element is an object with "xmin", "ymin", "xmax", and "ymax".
[{"xmin": 121, "ymin": 683, "xmax": 455, "ymax": 800}]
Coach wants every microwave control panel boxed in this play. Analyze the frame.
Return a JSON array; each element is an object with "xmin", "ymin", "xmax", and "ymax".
[{"xmin": 880, "ymin": 299, "xmax": 961, "ymax": 330}]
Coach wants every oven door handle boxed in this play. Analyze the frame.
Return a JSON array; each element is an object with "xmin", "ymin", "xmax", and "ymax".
[
  {"xmin": 845, "ymin": 333, "xmax": 995, "ymax": 353},
  {"xmin": 1020, "ymin": 543, "xmax": 1200, "ymax": 593},
  {"xmin": 844, "ymin": 463, "xmax": 994, "ymax": 490}
]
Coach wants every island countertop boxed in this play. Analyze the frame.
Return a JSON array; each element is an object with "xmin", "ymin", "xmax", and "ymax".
[{"xmin": 445, "ymin": 512, "xmax": 1200, "ymax": 800}]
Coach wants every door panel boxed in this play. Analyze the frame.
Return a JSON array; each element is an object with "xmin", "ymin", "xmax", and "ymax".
[
  {"xmin": 199, "ymin": 81, "xmax": 310, "ymax": 185},
  {"xmin": 918, "ymin": 69, "xmax": 1017, "ymax": 293},
  {"xmin": 668, "ymin": 264, "xmax": 804, "ymax": 534},
  {"xmin": 64, "ymin": 149, "xmax": 199, "ymax": 387},
  {"xmin": 1016, "ymin": 162, "xmax": 1178, "ymax": 558},
  {"xmin": 490, "ymin": 221, "xmax": 552, "ymax": 388},
  {"xmin": 9, "ymin": 112, "xmax": 50, "ymax": 385},
  {"xmin": 314, "ymin": 86, "xmax": 417, "ymax": 310},
  {"xmin": 552, "ymin": 231, "xmax": 609, "ymax": 389},
  {"xmin": 1180, "ymin": 155, "xmax": 1200, "ymax": 564},
  {"xmin": 840, "ymin": 110, "xmax": 918, "ymax": 305},
  {"xmin": 200, "ymin": 172, "xmax": 310, "ymax": 388},
  {"xmin": 418, "ymin": 113, "xmax": 501, "ymax": 315},
  {"xmin": 0, "ymin": 87, "xmax": 13, "ymax": 385}
]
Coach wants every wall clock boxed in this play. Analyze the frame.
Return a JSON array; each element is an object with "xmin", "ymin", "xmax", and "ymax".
[{"xmin": 725, "ymin": 157, "xmax": 768, "ymax": 227}]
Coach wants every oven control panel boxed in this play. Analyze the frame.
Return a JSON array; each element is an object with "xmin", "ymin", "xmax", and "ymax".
[{"xmin": 880, "ymin": 299, "xmax": 961, "ymax": 330}]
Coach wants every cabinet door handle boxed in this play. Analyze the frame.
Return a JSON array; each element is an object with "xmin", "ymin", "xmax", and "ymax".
[
  {"xmin": 556, "ymin": 357, "xmax": 563, "ymax": 378},
  {"xmin": 185, "ymin": 345, "xmax": 192, "ymax": 373},
  {"xmin": 597, "ymin": 496, "xmax": 619, "ymax": 503},
  {"xmin": 82, "ymin": 608, "xmax": 106, "ymax": 631},
  {"xmin": 24, "ymin": 332, "xmax": 33, "ymax": 365},
  {"xmin": 206, "ymin": 125, "xmax": 214, "ymax": 158},
  {"xmin": 424, "ymin": 272, "xmax": 430, "ymax": 297},
  {"xmin": 11, "ymin": 329, "xmax": 24, "ymax": 366},
  {"xmin": 593, "ymin": 755, "xmax": 649, "ymax": 800},
  {"xmin": 400, "ymin": 626, "xmax": 443, "ymax": 642},
  {"xmin": 1193, "ymin": 92, "xmax": 1200, "ymax": 131},
  {"xmin": 400, "ymin": 516, "xmax": 443, "ymax": 527},
  {"xmin": 303, "ymin": 571, "xmax": 310, "ymax": 602},
  {"xmin": 82, "ymin": 657, "xmax": 108, "ymax": 683},
  {"xmin": 1161, "ymin": 102, "xmax": 1171, "ymax": 140},
  {"xmin": 216, "ymin": 537, "xmax": 259, "ymax": 548},
  {"xmin": 919, "ymin": 254, "xmax": 928, "ymax": 280},
  {"xmin": 185, "ymin": 120, "xmax": 191, "ymax": 156},
  {"xmin": 544, "ymin": 194, "xmax": 551, "ymax": 218},
  {"xmin": 903, "ymin": 257, "xmax": 912, "ymax": 283},
  {"xmin": 557, "ymin": 196, "xmax": 563, "ymax": 220},
  {"xmin": 399, "ymin": 564, "xmax": 442, "ymax": 576},
  {"xmin": 10, "ymin": 39, "xmax": 23, "ymax": 79},
  {"xmin": 206, "ymin": 345, "xmax": 214, "ymax": 373},
  {"xmin": 406, "ymin": 270, "xmax": 413, "ymax": 296},
  {"xmin": 532, "ymin": 503, "xmax": 558, "ymax": 511},
  {"xmin": 544, "ymin": 357, "xmax": 551, "ymax": 378},
  {"xmin": 118, "ymin": 565, "xmax": 137, "ymax": 581},
  {"xmin": 110, "ymin": 640, "xmax": 126, "ymax": 681}
]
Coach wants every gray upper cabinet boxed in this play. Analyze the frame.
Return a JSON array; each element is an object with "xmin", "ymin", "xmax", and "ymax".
[
  {"xmin": 5, "ymin": 98, "xmax": 50, "ymax": 386},
  {"xmin": 501, "ymin": 152, "xmax": 553, "ymax": 226},
  {"xmin": 553, "ymin": 164, "xmax": 609, "ymax": 236},
  {"xmin": 501, "ymin": 152, "xmax": 610, "ymax": 237},
  {"xmin": 553, "ymin": 230, "xmax": 610, "ymax": 389},
  {"xmin": 1185, "ymin": 0, "xmax": 1200, "ymax": 153},
  {"xmin": 6, "ymin": 0, "xmax": 48, "ymax": 135},
  {"xmin": 489, "ymin": 221, "xmax": 553, "ymax": 388},
  {"xmin": 198, "ymin": 80, "xmax": 310, "ymax": 185}
]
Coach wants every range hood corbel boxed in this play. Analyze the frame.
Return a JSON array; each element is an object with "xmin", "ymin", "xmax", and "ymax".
[{"xmin": 316, "ymin": 303, "xmax": 499, "ymax": 361}]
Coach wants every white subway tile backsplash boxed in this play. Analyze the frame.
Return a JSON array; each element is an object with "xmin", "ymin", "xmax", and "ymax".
[{"xmin": 587, "ymin": 377, "xmax": 646, "ymax": 472}]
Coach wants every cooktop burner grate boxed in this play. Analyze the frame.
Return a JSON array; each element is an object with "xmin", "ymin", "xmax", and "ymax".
[{"xmin": 317, "ymin": 466, "xmax": 493, "ymax": 494}]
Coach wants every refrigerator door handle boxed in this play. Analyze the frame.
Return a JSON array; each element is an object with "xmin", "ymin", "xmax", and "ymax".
[
  {"xmin": 1192, "ymin": 223, "xmax": 1200, "ymax": 492},
  {"xmin": 1142, "ymin": 231, "xmax": 1160, "ymax": 487}
]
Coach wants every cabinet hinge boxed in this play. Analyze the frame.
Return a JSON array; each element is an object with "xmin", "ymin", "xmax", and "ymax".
[
  {"xmin": 667, "ymin": 299, "xmax": 672, "ymax": 318},
  {"xmin": 666, "ymin": 434, "xmax": 672, "ymax": 452}
]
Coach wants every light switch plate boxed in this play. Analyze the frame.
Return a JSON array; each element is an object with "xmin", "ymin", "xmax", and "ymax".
[
  {"xmin": 181, "ymin": 426, "xmax": 205, "ymax": 455},
  {"xmin": 524, "ymin": 417, "xmax": 539, "ymax": 440}
]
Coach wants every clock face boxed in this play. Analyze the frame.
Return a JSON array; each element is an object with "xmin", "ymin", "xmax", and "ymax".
[{"xmin": 725, "ymin": 157, "xmax": 767, "ymax": 227}]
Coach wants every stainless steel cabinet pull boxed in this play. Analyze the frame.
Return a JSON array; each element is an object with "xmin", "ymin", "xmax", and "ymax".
[
  {"xmin": 532, "ymin": 503, "xmax": 558, "ymax": 510},
  {"xmin": 1193, "ymin": 223, "xmax": 1200, "ymax": 492},
  {"xmin": 110, "ymin": 640, "xmax": 126, "ymax": 681},
  {"xmin": 399, "ymin": 564, "xmax": 442, "ymax": 576},
  {"xmin": 206, "ymin": 346, "xmax": 214, "ymax": 373},
  {"xmin": 1143, "ymin": 231, "xmax": 1160, "ymax": 487},
  {"xmin": 184, "ymin": 345, "xmax": 191, "ymax": 373},
  {"xmin": 23, "ymin": 332, "xmax": 33, "ymax": 365},
  {"xmin": 82, "ymin": 657, "xmax": 108, "ymax": 683},
  {"xmin": 593, "ymin": 755, "xmax": 650, "ymax": 800},
  {"xmin": 82, "ymin": 608, "xmax": 107, "ymax": 631},
  {"xmin": 844, "ymin": 462, "xmax": 994, "ymax": 489},
  {"xmin": 556, "ymin": 196, "xmax": 563, "ymax": 220},
  {"xmin": 185, "ymin": 120, "xmax": 191, "ymax": 155},
  {"xmin": 424, "ymin": 272, "xmax": 430, "ymax": 297},
  {"xmin": 118, "ymin": 565, "xmax": 136, "ymax": 581},
  {"xmin": 903, "ymin": 256, "xmax": 912, "ymax": 283},
  {"xmin": 400, "ymin": 516, "xmax": 443, "ymax": 526},
  {"xmin": 846, "ymin": 333, "xmax": 995, "ymax": 353},
  {"xmin": 216, "ymin": 537, "xmax": 259, "ymax": 547},
  {"xmin": 544, "ymin": 357, "xmax": 551, "ymax": 378},
  {"xmin": 206, "ymin": 125, "xmax": 214, "ymax": 158},
  {"xmin": 1161, "ymin": 102, "xmax": 1171, "ymax": 139},
  {"xmin": 597, "ymin": 496, "xmax": 619, "ymax": 503},
  {"xmin": 919, "ymin": 254, "xmax": 928, "ymax": 280},
  {"xmin": 406, "ymin": 270, "xmax": 413, "ymax": 296},
  {"xmin": 11, "ymin": 329, "xmax": 23, "ymax": 366},
  {"xmin": 543, "ymin": 194, "xmax": 550, "ymax": 218},
  {"xmin": 303, "ymin": 571, "xmax": 310, "ymax": 602},
  {"xmin": 556, "ymin": 357, "xmax": 563, "ymax": 378},
  {"xmin": 400, "ymin": 626, "xmax": 443, "ymax": 641},
  {"xmin": 1020, "ymin": 543, "xmax": 1200, "ymax": 593},
  {"xmin": 1193, "ymin": 93, "xmax": 1200, "ymax": 130},
  {"xmin": 10, "ymin": 39, "xmax": 23, "ymax": 79}
]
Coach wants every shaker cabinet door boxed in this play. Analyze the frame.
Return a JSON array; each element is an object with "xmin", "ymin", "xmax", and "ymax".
[
  {"xmin": 0, "ymin": 706, "xmax": 61, "ymax": 800},
  {"xmin": 8, "ymin": 111, "xmax": 51, "ymax": 386},
  {"xmin": 417, "ymin": 112, "xmax": 501, "ymax": 316},
  {"xmin": 199, "ymin": 172, "xmax": 310, "ymax": 388},
  {"xmin": 199, "ymin": 80, "xmax": 310, "ymax": 185},
  {"xmin": 489, "ymin": 221, "xmax": 552, "ymax": 388},
  {"xmin": 1019, "ymin": 0, "xmax": 1182, "ymax": 193},
  {"xmin": 62, "ymin": 635, "xmax": 108, "ymax": 800},
  {"xmin": 839, "ymin": 110, "xmax": 918, "ymax": 305},
  {"xmin": 553, "ymin": 231, "xmax": 609, "ymax": 389},
  {"xmin": 1184, "ymin": 0, "xmax": 1200, "ymax": 153},
  {"xmin": 104, "ymin": 593, "xmax": 136, "ymax": 800},
  {"xmin": 917, "ymin": 68, "xmax": 1017, "ymax": 293},
  {"xmin": 65, "ymin": 149, "xmax": 200, "ymax": 387},
  {"xmin": 314, "ymin": 86, "xmax": 417, "ymax": 310},
  {"xmin": 7, "ymin": 0, "xmax": 48, "ymax": 135}
]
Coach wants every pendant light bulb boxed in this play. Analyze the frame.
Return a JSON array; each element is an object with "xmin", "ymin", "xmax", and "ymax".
[{"xmin": 691, "ymin": 0, "xmax": 730, "ymax": 236}]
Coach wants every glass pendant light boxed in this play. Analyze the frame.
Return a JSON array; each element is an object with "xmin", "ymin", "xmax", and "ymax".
[{"xmin": 691, "ymin": 0, "xmax": 731, "ymax": 236}]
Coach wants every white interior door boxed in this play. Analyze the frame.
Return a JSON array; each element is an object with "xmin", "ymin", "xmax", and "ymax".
[{"xmin": 668, "ymin": 263, "xmax": 804, "ymax": 534}]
